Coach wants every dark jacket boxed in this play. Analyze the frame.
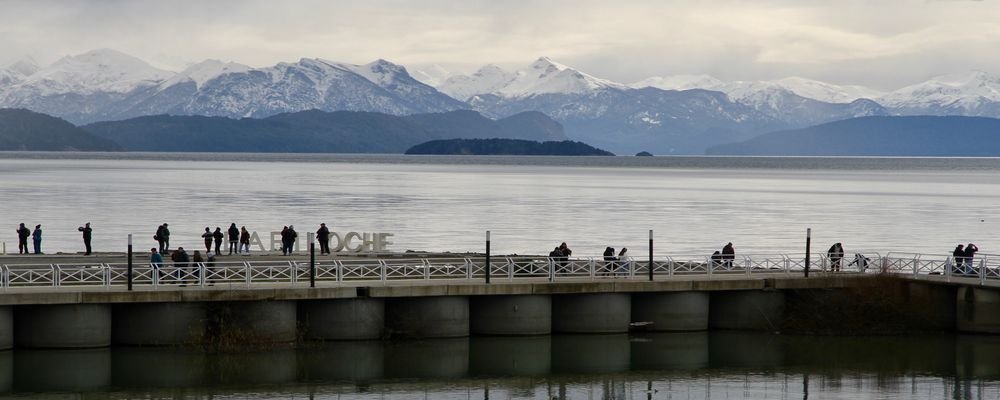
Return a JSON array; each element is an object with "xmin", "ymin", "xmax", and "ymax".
[
  {"xmin": 240, "ymin": 230, "xmax": 250, "ymax": 244},
  {"xmin": 228, "ymin": 225, "xmax": 240, "ymax": 242},
  {"xmin": 317, "ymin": 226, "xmax": 330, "ymax": 241},
  {"xmin": 212, "ymin": 229, "xmax": 224, "ymax": 244},
  {"xmin": 16, "ymin": 226, "xmax": 30, "ymax": 241}
]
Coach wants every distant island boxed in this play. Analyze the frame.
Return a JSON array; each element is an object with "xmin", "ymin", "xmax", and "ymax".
[
  {"xmin": 405, "ymin": 138, "xmax": 615, "ymax": 156},
  {"xmin": 706, "ymin": 116, "xmax": 1000, "ymax": 156}
]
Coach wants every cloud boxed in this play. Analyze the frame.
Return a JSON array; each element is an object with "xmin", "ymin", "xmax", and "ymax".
[{"xmin": 0, "ymin": 0, "xmax": 998, "ymax": 89}]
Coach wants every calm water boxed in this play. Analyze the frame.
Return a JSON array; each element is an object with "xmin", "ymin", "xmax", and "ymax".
[
  {"xmin": 2, "ymin": 333, "xmax": 1000, "ymax": 399},
  {"xmin": 2, "ymin": 153, "xmax": 1000, "ymax": 257}
]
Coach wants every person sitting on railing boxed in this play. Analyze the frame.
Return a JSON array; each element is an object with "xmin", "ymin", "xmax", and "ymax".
[
  {"xmin": 722, "ymin": 242, "xmax": 735, "ymax": 269},
  {"xmin": 953, "ymin": 244, "xmax": 966, "ymax": 274}
]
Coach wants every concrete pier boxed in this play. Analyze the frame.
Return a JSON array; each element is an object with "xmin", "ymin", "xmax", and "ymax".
[
  {"xmin": 958, "ymin": 287, "xmax": 1000, "ymax": 334},
  {"xmin": 0, "ymin": 307, "xmax": 11, "ymax": 350},
  {"xmin": 14, "ymin": 304, "xmax": 112, "ymax": 348},
  {"xmin": 223, "ymin": 301, "xmax": 297, "ymax": 344},
  {"xmin": 300, "ymin": 298, "xmax": 384, "ymax": 340},
  {"xmin": 470, "ymin": 295, "xmax": 551, "ymax": 335},
  {"xmin": 552, "ymin": 293, "xmax": 631, "ymax": 333},
  {"xmin": 385, "ymin": 296, "xmax": 469, "ymax": 338},
  {"xmin": 632, "ymin": 292, "xmax": 709, "ymax": 331},
  {"xmin": 709, "ymin": 290, "xmax": 785, "ymax": 331},
  {"xmin": 112, "ymin": 302, "xmax": 206, "ymax": 345}
]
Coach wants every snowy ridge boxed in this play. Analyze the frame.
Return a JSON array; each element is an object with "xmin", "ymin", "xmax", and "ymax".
[
  {"xmin": 16, "ymin": 49, "xmax": 172, "ymax": 95},
  {"xmin": 159, "ymin": 59, "xmax": 251, "ymax": 89},
  {"xmin": 878, "ymin": 71, "xmax": 1000, "ymax": 110},
  {"xmin": 629, "ymin": 75, "xmax": 724, "ymax": 91},
  {"xmin": 439, "ymin": 57, "xmax": 626, "ymax": 100},
  {"xmin": 410, "ymin": 65, "xmax": 451, "ymax": 87}
]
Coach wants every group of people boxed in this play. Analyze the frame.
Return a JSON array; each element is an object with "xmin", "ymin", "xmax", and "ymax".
[
  {"xmin": 548, "ymin": 242, "xmax": 572, "ymax": 266},
  {"xmin": 199, "ymin": 224, "xmax": 249, "ymax": 255},
  {"xmin": 12, "ymin": 222, "xmax": 90, "ymax": 255},
  {"xmin": 952, "ymin": 243, "xmax": 980, "ymax": 274},
  {"xmin": 710, "ymin": 242, "xmax": 736, "ymax": 268},
  {"xmin": 148, "ymin": 246, "xmax": 219, "ymax": 285}
]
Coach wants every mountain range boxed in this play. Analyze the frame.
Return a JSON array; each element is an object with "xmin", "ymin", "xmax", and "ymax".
[{"xmin": 3, "ymin": 49, "xmax": 1000, "ymax": 154}]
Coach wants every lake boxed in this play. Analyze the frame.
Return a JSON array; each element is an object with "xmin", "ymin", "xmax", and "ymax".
[{"xmin": 2, "ymin": 153, "xmax": 1000, "ymax": 258}]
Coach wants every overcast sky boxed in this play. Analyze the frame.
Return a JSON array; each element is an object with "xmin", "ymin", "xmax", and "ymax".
[{"xmin": 0, "ymin": 0, "xmax": 997, "ymax": 90}]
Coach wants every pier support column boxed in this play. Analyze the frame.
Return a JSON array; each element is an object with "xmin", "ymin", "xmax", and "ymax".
[
  {"xmin": 709, "ymin": 290, "xmax": 785, "ymax": 331},
  {"xmin": 300, "ymin": 298, "xmax": 384, "ymax": 340},
  {"xmin": 552, "ymin": 293, "xmax": 630, "ymax": 333},
  {"xmin": 14, "ymin": 304, "xmax": 112, "ymax": 348},
  {"xmin": 113, "ymin": 302, "xmax": 207, "ymax": 345},
  {"xmin": 632, "ymin": 292, "xmax": 709, "ymax": 331},
  {"xmin": 0, "ymin": 306, "xmax": 11, "ymax": 350},
  {"xmin": 220, "ymin": 301, "xmax": 297, "ymax": 343},
  {"xmin": 470, "ymin": 295, "xmax": 551, "ymax": 335},
  {"xmin": 958, "ymin": 287, "xmax": 1000, "ymax": 333},
  {"xmin": 385, "ymin": 296, "xmax": 469, "ymax": 338}
]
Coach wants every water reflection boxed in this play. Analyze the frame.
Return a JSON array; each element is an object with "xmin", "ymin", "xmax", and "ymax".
[{"xmin": 2, "ymin": 333, "xmax": 1000, "ymax": 398}]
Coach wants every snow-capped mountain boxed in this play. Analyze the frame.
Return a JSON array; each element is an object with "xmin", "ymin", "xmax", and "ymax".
[
  {"xmin": 878, "ymin": 71, "xmax": 1000, "ymax": 116},
  {"xmin": 409, "ymin": 64, "xmax": 451, "ymax": 87},
  {"xmin": 438, "ymin": 64, "xmax": 516, "ymax": 101},
  {"xmin": 628, "ymin": 75, "xmax": 724, "ymax": 91},
  {"xmin": 439, "ymin": 57, "xmax": 626, "ymax": 100},
  {"xmin": 631, "ymin": 75, "xmax": 882, "ymax": 104},
  {"xmin": 159, "ymin": 59, "xmax": 251, "ymax": 89},
  {"xmin": 14, "ymin": 49, "xmax": 171, "ymax": 95}
]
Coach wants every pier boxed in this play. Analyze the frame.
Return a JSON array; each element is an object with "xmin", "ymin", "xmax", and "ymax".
[{"xmin": 0, "ymin": 251, "xmax": 997, "ymax": 349}]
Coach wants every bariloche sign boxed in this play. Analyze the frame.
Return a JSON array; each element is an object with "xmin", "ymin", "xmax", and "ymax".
[{"xmin": 236, "ymin": 231, "xmax": 393, "ymax": 253}]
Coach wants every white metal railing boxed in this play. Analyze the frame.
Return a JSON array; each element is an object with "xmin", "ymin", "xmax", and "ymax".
[{"xmin": 2, "ymin": 252, "xmax": 999, "ymax": 290}]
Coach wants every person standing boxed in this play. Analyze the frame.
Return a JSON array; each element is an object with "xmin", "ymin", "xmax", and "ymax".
[
  {"xmin": 227, "ymin": 223, "xmax": 239, "ymax": 255},
  {"xmin": 558, "ymin": 242, "xmax": 572, "ymax": 267},
  {"xmin": 78, "ymin": 222, "xmax": 93, "ymax": 255},
  {"xmin": 828, "ymin": 242, "xmax": 844, "ymax": 272},
  {"xmin": 316, "ymin": 223, "xmax": 331, "ymax": 254},
  {"xmin": 952, "ymin": 244, "xmax": 966, "ymax": 274},
  {"xmin": 285, "ymin": 225, "xmax": 298, "ymax": 255},
  {"xmin": 722, "ymin": 242, "xmax": 735, "ymax": 269},
  {"xmin": 201, "ymin": 227, "xmax": 213, "ymax": 253},
  {"xmin": 280, "ymin": 226, "xmax": 290, "ymax": 255},
  {"xmin": 16, "ymin": 223, "xmax": 30, "ymax": 254},
  {"xmin": 617, "ymin": 247, "xmax": 629, "ymax": 274},
  {"xmin": 150, "ymin": 248, "xmax": 163, "ymax": 269},
  {"xmin": 156, "ymin": 223, "xmax": 170, "ymax": 253},
  {"xmin": 964, "ymin": 243, "xmax": 980, "ymax": 275},
  {"xmin": 239, "ymin": 226, "xmax": 251, "ymax": 255},
  {"xmin": 212, "ymin": 227, "xmax": 224, "ymax": 255},
  {"xmin": 32, "ymin": 224, "xmax": 42, "ymax": 254}
]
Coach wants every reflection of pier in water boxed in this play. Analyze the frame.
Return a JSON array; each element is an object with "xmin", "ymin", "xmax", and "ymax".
[{"xmin": 3, "ymin": 333, "xmax": 1000, "ymax": 398}]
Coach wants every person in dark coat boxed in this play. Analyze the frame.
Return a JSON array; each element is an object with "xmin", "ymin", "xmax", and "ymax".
[
  {"xmin": 78, "ymin": 222, "xmax": 93, "ymax": 255},
  {"xmin": 280, "ymin": 226, "xmax": 290, "ymax": 255},
  {"xmin": 285, "ymin": 225, "xmax": 298, "ymax": 255},
  {"xmin": 828, "ymin": 243, "xmax": 844, "ymax": 272},
  {"xmin": 603, "ymin": 247, "xmax": 616, "ymax": 261},
  {"xmin": 155, "ymin": 223, "xmax": 170, "ymax": 253},
  {"xmin": 558, "ymin": 242, "xmax": 572, "ymax": 268},
  {"xmin": 721, "ymin": 242, "xmax": 735, "ymax": 269},
  {"xmin": 212, "ymin": 227, "xmax": 224, "ymax": 255},
  {"xmin": 227, "ymin": 223, "xmax": 240, "ymax": 255},
  {"xmin": 711, "ymin": 251, "xmax": 723, "ymax": 268},
  {"xmin": 32, "ymin": 224, "xmax": 42, "ymax": 254},
  {"xmin": 316, "ymin": 223, "xmax": 331, "ymax": 254},
  {"xmin": 963, "ymin": 243, "xmax": 979, "ymax": 275},
  {"xmin": 201, "ymin": 227, "xmax": 213, "ymax": 253},
  {"xmin": 953, "ymin": 244, "xmax": 966, "ymax": 274},
  {"xmin": 239, "ymin": 226, "xmax": 251, "ymax": 255},
  {"xmin": 16, "ymin": 223, "xmax": 30, "ymax": 254}
]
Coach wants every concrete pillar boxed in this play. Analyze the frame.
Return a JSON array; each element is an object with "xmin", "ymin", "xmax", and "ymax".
[
  {"xmin": 957, "ymin": 287, "xmax": 1000, "ymax": 333},
  {"xmin": 631, "ymin": 332, "xmax": 709, "ymax": 370},
  {"xmin": 470, "ymin": 295, "xmax": 551, "ymax": 335},
  {"xmin": 300, "ymin": 341, "xmax": 385, "ymax": 382},
  {"xmin": 113, "ymin": 302, "xmax": 207, "ymax": 346},
  {"xmin": 223, "ymin": 301, "xmax": 297, "ymax": 343},
  {"xmin": 470, "ymin": 336, "xmax": 551, "ymax": 376},
  {"xmin": 0, "ymin": 307, "xmax": 11, "ymax": 351},
  {"xmin": 632, "ymin": 292, "xmax": 709, "ymax": 331},
  {"xmin": 710, "ymin": 290, "xmax": 785, "ymax": 331},
  {"xmin": 551, "ymin": 334, "xmax": 630, "ymax": 374},
  {"xmin": 112, "ymin": 348, "xmax": 207, "ymax": 388},
  {"xmin": 300, "ymin": 298, "xmax": 384, "ymax": 340},
  {"xmin": 14, "ymin": 304, "xmax": 112, "ymax": 348},
  {"xmin": 384, "ymin": 338, "xmax": 469, "ymax": 379},
  {"xmin": 552, "ymin": 293, "xmax": 630, "ymax": 333},
  {"xmin": 14, "ymin": 348, "xmax": 111, "ymax": 392},
  {"xmin": 385, "ymin": 296, "xmax": 469, "ymax": 338}
]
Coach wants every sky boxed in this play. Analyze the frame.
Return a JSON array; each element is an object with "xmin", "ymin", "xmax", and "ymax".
[{"xmin": 0, "ymin": 0, "xmax": 998, "ymax": 90}]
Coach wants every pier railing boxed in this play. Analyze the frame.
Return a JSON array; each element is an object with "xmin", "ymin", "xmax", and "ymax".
[{"xmin": 1, "ymin": 252, "xmax": 997, "ymax": 289}]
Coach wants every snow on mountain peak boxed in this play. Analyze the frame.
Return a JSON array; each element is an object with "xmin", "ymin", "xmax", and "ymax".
[
  {"xmin": 161, "ymin": 59, "xmax": 251, "ymax": 89},
  {"xmin": 22, "ymin": 48, "xmax": 172, "ymax": 95},
  {"xmin": 772, "ymin": 77, "xmax": 883, "ymax": 103},
  {"xmin": 499, "ymin": 57, "xmax": 625, "ymax": 97},
  {"xmin": 7, "ymin": 56, "xmax": 39, "ymax": 77},
  {"xmin": 879, "ymin": 70, "xmax": 1000, "ymax": 109},
  {"xmin": 629, "ymin": 75, "xmax": 724, "ymax": 91},
  {"xmin": 437, "ymin": 64, "xmax": 516, "ymax": 100},
  {"xmin": 410, "ymin": 64, "xmax": 451, "ymax": 86}
]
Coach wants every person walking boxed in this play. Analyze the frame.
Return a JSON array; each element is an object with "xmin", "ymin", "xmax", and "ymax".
[
  {"xmin": 828, "ymin": 242, "xmax": 844, "ymax": 272},
  {"xmin": 31, "ymin": 224, "xmax": 42, "ymax": 254},
  {"xmin": 212, "ymin": 227, "xmax": 224, "ymax": 255},
  {"xmin": 227, "ymin": 223, "xmax": 239, "ymax": 255},
  {"xmin": 316, "ymin": 223, "xmax": 331, "ymax": 254},
  {"xmin": 16, "ymin": 223, "xmax": 30, "ymax": 254},
  {"xmin": 155, "ymin": 223, "xmax": 170, "ymax": 253},
  {"xmin": 78, "ymin": 222, "xmax": 93, "ymax": 255},
  {"xmin": 722, "ymin": 242, "xmax": 735, "ymax": 269},
  {"xmin": 201, "ymin": 227, "xmax": 213, "ymax": 253},
  {"xmin": 239, "ymin": 226, "xmax": 251, "ymax": 255}
]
